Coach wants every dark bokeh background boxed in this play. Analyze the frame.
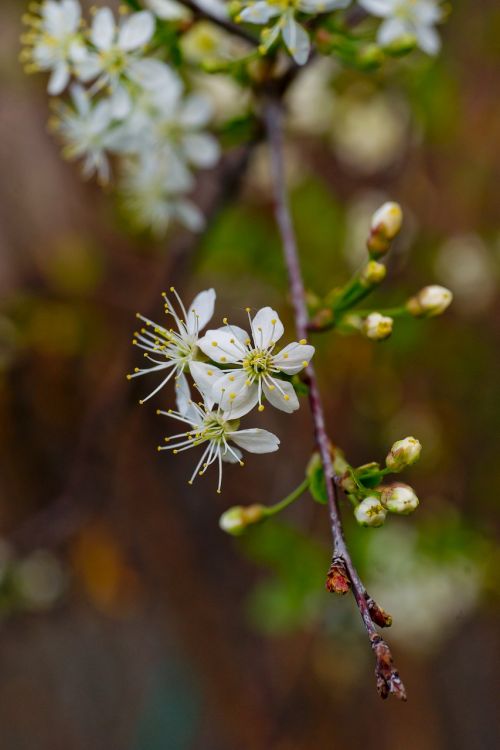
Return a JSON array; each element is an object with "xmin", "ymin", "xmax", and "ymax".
[{"xmin": 0, "ymin": 0, "xmax": 499, "ymax": 748}]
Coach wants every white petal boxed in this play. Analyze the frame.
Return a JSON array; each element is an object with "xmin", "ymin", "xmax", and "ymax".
[
  {"xmin": 128, "ymin": 58, "xmax": 182, "ymax": 92},
  {"xmin": 182, "ymin": 133, "xmax": 220, "ymax": 169},
  {"xmin": 69, "ymin": 83, "xmax": 90, "ymax": 116},
  {"xmin": 118, "ymin": 11, "xmax": 155, "ymax": 51},
  {"xmin": 377, "ymin": 17, "xmax": 409, "ymax": 46},
  {"xmin": 229, "ymin": 428, "xmax": 280, "ymax": 454},
  {"xmin": 282, "ymin": 16, "xmax": 310, "ymax": 66},
  {"xmin": 214, "ymin": 325, "xmax": 248, "ymax": 347},
  {"xmin": 251, "ymin": 307, "xmax": 284, "ymax": 349},
  {"xmin": 273, "ymin": 343, "xmax": 314, "ymax": 375},
  {"xmin": 69, "ymin": 40, "xmax": 87, "ymax": 64},
  {"xmin": 415, "ymin": 1, "xmax": 442, "ymax": 24},
  {"xmin": 179, "ymin": 94, "xmax": 213, "ymax": 128},
  {"xmin": 74, "ymin": 53, "xmax": 102, "ymax": 82},
  {"xmin": 222, "ymin": 446, "xmax": 243, "ymax": 463},
  {"xmin": 298, "ymin": 0, "xmax": 350, "ymax": 12},
  {"xmin": 189, "ymin": 361, "xmax": 224, "ymax": 408},
  {"xmin": 357, "ymin": 0, "xmax": 394, "ymax": 17},
  {"xmin": 415, "ymin": 24, "xmax": 441, "ymax": 55},
  {"xmin": 187, "ymin": 289, "xmax": 216, "ymax": 335},
  {"xmin": 263, "ymin": 379, "xmax": 299, "ymax": 413},
  {"xmin": 62, "ymin": 0, "xmax": 81, "ymax": 32},
  {"xmin": 91, "ymin": 8, "xmax": 116, "ymax": 51},
  {"xmin": 48, "ymin": 62, "xmax": 70, "ymax": 95},
  {"xmin": 198, "ymin": 330, "xmax": 246, "ymax": 363},
  {"xmin": 239, "ymin": 2, "xmax": 280, "ymax": 24},
  {"xmin": 145, "ymin": 0, "xmax": 188, "ymax": 20},
  {"xmin": 175, "ymin": 372, "xmax": 200, "ymax": 423},
  {"xmin": 216, "ymin": 372, "xmax": 259, "ymax": 419},
  {"xmin": 110, "ymin": 86, "xmax": 131, "ymax": 119},
  {"xmin": 174, "ymin": 200, "xmax": 205, "ymax": 232}
]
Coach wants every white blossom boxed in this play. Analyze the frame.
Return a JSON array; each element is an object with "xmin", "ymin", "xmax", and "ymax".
[
  {"xmin": 385, "ymin": 436, "xmax": 421, "ymax": 471},
  {"xmin": 146, "ymin": 0, "xmax": 228, "ymax": 20},
  {"xmin": 157, "ymin": 378, "xmax": 280, "ymax": 493},
  {"xmin": 129, "ymin": 287, "xmax": 216, "ymax": 403},
  {"xmin": 21, "ymin": 0, "xmax": 86, "ymax": 94},
  {"xmin": 237, "ymin": 0, "xmax": 351, "ymax": 65},
  {"xmin": 195, "ymin": 307, "xmax": 314, "ymax": 418},
  {"xmin": 380, "ymin": 483, "xmax": 419, "ymax": 514},
  {"xmin": 74, "ymin": 8, "xmax": 174, "ymax": 118},
  {"xmin": 359, "ymin": 0, "xmax": 443, "ymax": 55},
  {"xmin": 354, "ymin": 496, "xmax": 387, "ymax": 526},
  {"xmin": 120, "ymin": 150, "xmax": 204, "ymax": 235},
  {"xmin": 52, "ymin": 84, "xmax": 117, "ymax": 183}
]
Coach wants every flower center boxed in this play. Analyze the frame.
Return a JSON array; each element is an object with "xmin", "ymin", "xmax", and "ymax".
[
  {"xmin": 201, "ymin": 414, "xmax": 228, "ymax": 443},
  {"xmin": 100, "ymin": 47, "xmax": 128, "ymax": 76},
  {"xmin": 243, "ymin": 349, "xmax": 273, "ymax": 376}
]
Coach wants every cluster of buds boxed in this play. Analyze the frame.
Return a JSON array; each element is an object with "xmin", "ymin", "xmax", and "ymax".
[
  {"xmin": 367, "ymin": 201, "xmax": 403, "ymax": 257},
  {"xmin": 219, "ymin": 504, "xmax": 266, "ymax": 535},
  {"xmin": 354, "ymin": 483, "xmax": 419, "ymax": 527}
]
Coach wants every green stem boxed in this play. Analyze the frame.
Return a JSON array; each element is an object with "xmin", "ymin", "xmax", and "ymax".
[{"xmin": 263, "ymin": 476, "xmax": 310, "ymax": 517}]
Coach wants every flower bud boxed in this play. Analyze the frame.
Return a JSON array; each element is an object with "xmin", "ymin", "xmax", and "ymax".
[
  {"xmin": 354, "ymin": 496, "xmax": 387, "ymax": 527},
  {"xmin": 219, "ymin": 504, "xmax": 265, "ymax": 536},
  {"xmin": 360, "ymin": 260, "xmax": 387, "ymax": 286},
  {"xmin": 406, "ymin": 285, "xmax": 453, "ymax": 317},
  {"xmin": 363, "ymin": 312, "xmax": 393, "ymax": 341},
  {"xmin": 380, "ymin": 483, "xmax": 419, "ymax": 515},
  {"xmin": 367, "ymin": 202, "xmax": 403, "ymax": 256},
  {"xmin": 385, "ymin": 436, "xmax": 421, "ymax": 472}
]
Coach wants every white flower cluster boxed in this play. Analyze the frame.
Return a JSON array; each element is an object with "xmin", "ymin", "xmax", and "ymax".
[
  {"xmin": 236, "ymin": 0, "xmax": 351, "ymax": 65},
  {"xmin": 21, "ymin": 0, "xmax": 221, "ymax": 234},
  {"xmin": 128, "ymin": 287, "xmax": 314, "ymax": 491},
  {"xmin": 358, "ymin": 0, "xmax": 443, "ymax": 55}
]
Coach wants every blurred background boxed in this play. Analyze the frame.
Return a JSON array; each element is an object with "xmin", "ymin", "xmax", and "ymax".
[{"xmin": 0, "ymin": 0, "xmax": 499, "ymax": 747}]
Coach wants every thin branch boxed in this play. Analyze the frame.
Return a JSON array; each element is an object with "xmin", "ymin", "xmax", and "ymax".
[
  {"xmin": 263, "ymin": 97, "xmax": 406, "ymax": 701},
  {"xmin": 176, "ymin": 0, "xmax": 259, "ymax": 45}
]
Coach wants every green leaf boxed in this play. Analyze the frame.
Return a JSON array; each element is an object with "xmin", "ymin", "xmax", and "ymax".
[{"xmin": 306, "ymin": 453, "xmax": 328, "ymax": 505}]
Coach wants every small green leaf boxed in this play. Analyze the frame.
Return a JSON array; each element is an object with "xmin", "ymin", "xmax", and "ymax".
[{"xmin": 306, "ymin": 453, "xmax": 328, "ymax": 505}]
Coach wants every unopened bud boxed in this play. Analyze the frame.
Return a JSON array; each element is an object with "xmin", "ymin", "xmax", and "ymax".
[
  {"xmin": 360, "ymin": 260, "xmax": 387, "ymax": 286},
  {"xmin": 363, "ymin": 313, "xmax": 393, "ymax": 341},
  {"xmin": 367, "ymin": 202, "xmax": 403, "ymax": 257},
  {"xmin": 326, "ymin": 556, "xmax": 351, "ymax": 595},
  {"xmin": 380, "ymin": 483, "xmax": 419, "ymax": 515},
  {"xmin": 406, "ymin": 285, "xmax": 453, "ymax": 317},
  {"xmin": 354, "ymin": 496, "xmax": 387, "ymax": 527},
  {"xmin": 219, "ymin": 504, "xmax": 265, "ymax": 535},
  {"xmin": 383, "ymin": 34, "xmax": 417, "ymax": 56},
  {"xmin": 385, "ymin": 436, "xmax": 421, "ymax": 472},
  {"xmin": 340, "ymin": 471, "xmax": 357, "ymax": 494}
]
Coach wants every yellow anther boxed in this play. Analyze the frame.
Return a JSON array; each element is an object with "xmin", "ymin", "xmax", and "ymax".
[
  {"xmin": 239, "ymin": 461, "xmax": 244, "ymax": 467},
  {"xmin": 173, "ymin": 450, "xmax": 179, "ymax": 454},
  {"xmin": 299, "ymin": 339, "xmax": 307, "ymax": 345},
  {"xmin": 223, "ymin": 317, "xmax": 228, "ymax": 324},
  {"xmin": 284, "ymin": 395, "xmax": 290, "ymax": 401},
  {"xmin": 283, "ymin": 353, "xmax": 289, "ymax": 359},
  {"xmin": 258, "ymin": 405, "xmax": 265, "ymax": 412},
  {"xmin": 211, "ymin": 341, "xmax": 217, "ymax": 347},
  {"xmin": 207, "ymin": 370, "xmax": 213, "ymax": 376},
  {"xmin": 170, "ymin": 286, "xmax": 175, "ymax": 292},
  {"xmin": 126, "ymin": 374, "xmax": 132, "ymax": 380},
  {"xmin": 220, "ymin": 357, "xmax": 227, "ymax": 362},
  {"xmin": 271, "ymin": 319, "xmax": 277, "ymax": 324},
  {"xmin": 302, "ymin": 361, "xmax": 309, "ymax": 367},
  {"xmin": 188, "ymin": 480, "xmax": 193, "ymax": 485},
  {"xmin": 245, "ymin": 307, "xmax": 251, "ymax": 312},
  {"xmin": 269, "ymin": 385, "xmax": 275, "ymax": 391},
  {"xmin": 139, "ymin": 399, "xmax": 144, "ymax": 405},
  {"xmin": 156, "ymin": 409, "xmax": 161, "ymax": 415},
  {"xmin": 229, "ymin": 393, "xmax": 236, "ymax": 400},
  {"xmin": 134, "ymin": 367, "xmax": 139, "ymax": 373},
  {"xmin": 216, "ymin": 489, "xmax": 221, "ymax": 494},
  {"xmin": 229, "ymin": 375, "xmax": 235, "ymax": 382}
]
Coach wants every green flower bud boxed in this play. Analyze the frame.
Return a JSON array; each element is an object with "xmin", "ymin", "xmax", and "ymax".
[
  {"xmin": 385, "ymin": 436, "xmax": 422, "ymax": 472},
  {"xmin": 380, "ymin": 483, "xmax": 419, "ymax": 515},
  {"xmin": 354, "ymin": 496, "xmax": 387, "ymax": 527},
  {"xmin": 406, "ymin": 285, "xmax": 453, "ymax": 317},
  {"xmin": 363, "ymin": 312, "xmax": 393, "ymax": 341},
  {"xmin": 219, "ymin": 504, "xmax": 265, "ymax": 536},
  {"xmin": 360, "ymin": 260, "xmax": 387, "ymax": 286}
]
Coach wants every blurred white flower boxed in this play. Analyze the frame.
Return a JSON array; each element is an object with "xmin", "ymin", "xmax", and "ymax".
[
  {"xmin": 16, "ymin": 550, "xmax": 66, "ymax": 609},
  {"xmin": 359, "ymin": 0, "xmax": 442, "ymax": 55},
  {"xmin": 129, "ymin": 287, "xmax": 216, "ymax": 403},
  {"xmin": 22, "ymin": 0, "xmax": 86, "ymax": 94},
  {"xmin": 435, "ymin": 234, "xmax": 497, "ymax": 315},
  {"xmin": 237, "ymin": 0, "xmax": 350, "ymax": 65},
  {"xmin": 196, "ymin": 307, "xmax": 314, "ymax": 418},
  {"xmin": 287, "ymin": 57, "xmax": 337, "ymax": 135},
  {"xmin": 158, "ymin": 377, "xmax": 280, "ymax": 493},
  {"xmin": 53, "ymin": 84, "xmax": 117, "ymax": 183},
  {"xmin": 146, "ymin": 0, "xmax": 228, "ymax": 20},
  {"xmin": 74, "ymin": 8, "xmax": 174, "ymax": 118}
]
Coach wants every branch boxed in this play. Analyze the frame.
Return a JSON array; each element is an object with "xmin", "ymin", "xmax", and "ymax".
[
  {"xmin": 263, "ymin": 97, "xmax": 406, "ymax": 701},
  {"xmin": 176, "ymin": 0, "xmax": 259, "ymax": 45}
]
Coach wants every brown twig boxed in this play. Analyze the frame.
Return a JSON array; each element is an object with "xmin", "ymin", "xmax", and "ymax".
[{"xmin": 263, "ymin": 97, "xmax": 406, "ymax": 701}]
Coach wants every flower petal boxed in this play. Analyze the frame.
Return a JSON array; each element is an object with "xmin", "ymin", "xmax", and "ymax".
[
  {"xmin": 189, "ymin": 361, "xmax": 222, "ymax": 410},
  {"xmin": 175, "ymin": 372, "xmax": 201, "ymax": 423},
  {"xmin": 222, "ymin": 445, "xmax": 243, "ymax": 463},
  {"xmin": 229, "ymin": 428, "xmax": 280, "ymax": 453},
  {"xmin": 273, "ymin": 342, "xmax": 314, "ymax": 375},
  {"xmin": 251, "ymin": 307, "xmax": 284, "ymax": 349},
  {"xmin": 48, "ymin": 62, "xmax": 70, "ymax": 95},
  {"xmin": 91, "ymin": 7, "xmax": 116, "ymax": 51},
  {"xmin": 174, "ymin": 200, "xmax": 205, "ymax": 232},
  {"xmin": 239, "ymin": 1, "xmax": 280, "ymax": 24},
  {"xmin": 282, "ymin": 16, "xmax": 310, "ymax": 66},
  {"xmin": 263, "ymin": 379, "xmax": 299, "ymax": 413},
  {"xmin": 216, "ymin": 372, "xmax": 259, "ymax": 419},
  {"xmin": 118, "ymin": 11, "xmax": 155, "ymax": 51},
  {"xmin": 357, "ymin": 0, "xmax": 395, "ymax": 17},
  {"xmin": 415, "ymin": 24, "xmax": 441, "ymax": 55},
  {"xmin": 198, "ymin": 329, "xmax": 246, "ymax": 363},
  {"xmin": 187, "ymin": 288, "xmax": 216, "ymax": 335},
  {"xmin": 182, "ymin": 133, "xmax": 220, "ymax": 169},
  {"xmin": 128, "ymin": 58, "xmax": 182, "ymax": 92},
  {"xmin": 179, "ymin": 94, "xmax": 213, "ymax": 128},
  {"xmin": 377, "ymin": 17, "xmax": 409, "ymax": 46}
]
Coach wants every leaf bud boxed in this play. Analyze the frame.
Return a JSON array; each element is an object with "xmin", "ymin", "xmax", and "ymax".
[{"xmin": 219, "ymin": 504, "xmax": 266, "ymax": 536}]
